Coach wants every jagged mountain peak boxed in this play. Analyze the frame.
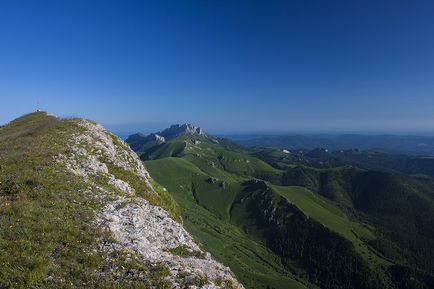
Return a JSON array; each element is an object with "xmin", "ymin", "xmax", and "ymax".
[{"xmin": 158, "ymin": 123, "xmax": 206, "ymax": 139}]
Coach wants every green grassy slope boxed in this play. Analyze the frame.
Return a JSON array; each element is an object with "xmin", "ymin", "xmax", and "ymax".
[
  {"xmin": 145, "ymin": 158, "xmax": 311, "ymax": 289},
  {"xmin": 229, "ymin": 180, "xmax": 386, "ymax": 289},
  {"xmin": 270, "ymin": 184, "xmax": 391, "ymax": 278},
  {"xmin": 0, "ymin": 112, "xmax": 103, "ymax": 287},
  {"xmin": 275, "ymin": 164, "xmax": 434, "ymax": 275},
  {"xmin": 131, "ymin": 130, "xmax": 434, "ymax": 289},
  {"xmin": 254, "ymin": 148, "xmax": 434, "ymax": 283},
  {"xmin": 139, "ymin": 135, "xmax": 393, "ymax": 289},
  {"xmin": 0, "ymin": 112, "xmax": 178, "ymax": 288},
  {"xmin": 271, "ymin": 185, "xmax": 374, "ymax": 243}
]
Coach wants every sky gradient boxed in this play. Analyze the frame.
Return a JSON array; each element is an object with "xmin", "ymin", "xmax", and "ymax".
[{"xmin": 1, "ymin": 0, "xmax": 434, "ymax": 134}]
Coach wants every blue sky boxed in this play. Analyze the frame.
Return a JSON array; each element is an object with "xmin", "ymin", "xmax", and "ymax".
[{"xmin": 1, "ymin": 0, "xmax": 434, "ymax": 134}]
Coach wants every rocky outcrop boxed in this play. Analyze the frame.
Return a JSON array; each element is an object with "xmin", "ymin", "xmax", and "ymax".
[
  {"xmin": 98, "ymin": 197, "xmax": 239, "ymax": 288},
  {"xmin": 55, "ymin": 118, "xmax": 242, "ymax": 288},
  {"xmin": 149, "ymin": 133, "xmax": 166, "ymax": 143}
]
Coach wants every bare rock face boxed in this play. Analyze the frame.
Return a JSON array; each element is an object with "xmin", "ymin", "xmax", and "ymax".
[
  {"xmin": 75, "ymin": 120, "xmax": 152, "ymax": 181},
  {"xmin": 149, "ymin": 133, "xmax": 166, "ymax": 143},
  {"xmin": 55, "ymin": 118, "xmax": 243, "ymax": 288},
  {"xmin": 98, "ymin": 197, "xmax": 240, "ymax": 288},
  {"xmin": 55, "ymin": 119, "xmax": 152, "ymax": 191},
  {"xmin": 157, "ymin": 123, "xmax": 206, "ymax": 140}
]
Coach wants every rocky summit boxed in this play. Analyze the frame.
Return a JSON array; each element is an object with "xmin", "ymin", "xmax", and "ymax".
[{"xmin": 157, "ymin": 124, "xmax": 206, "ymax": 140}]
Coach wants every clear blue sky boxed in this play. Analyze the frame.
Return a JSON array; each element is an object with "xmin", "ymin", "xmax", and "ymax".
[{"xmin": 1, "ymin": 0, "xmax": 434, "ymax": 133}]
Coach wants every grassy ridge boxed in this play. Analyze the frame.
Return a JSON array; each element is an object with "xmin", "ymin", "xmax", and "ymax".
[
  {"xmin": 0, "ymin": 112, "xmax": 176, "ymax": 288},
  {"xmin": 270, "ymin": 185, "xmax": 391, "ymax": 279},
  {"xmin": 0, "ymin": 113, "xmax": 114, "ymax": 288}
]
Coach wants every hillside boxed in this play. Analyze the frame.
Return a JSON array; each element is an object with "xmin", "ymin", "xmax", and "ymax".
[
  {"xmin": 128, "ymin": 126, "xmax": 434, "ymax": 289},
  {"xmin": 0, "ymin": 112, "xmax": 242, "ymax": 288}
]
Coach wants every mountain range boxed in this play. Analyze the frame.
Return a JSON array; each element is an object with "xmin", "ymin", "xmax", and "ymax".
[
  {"xmin": 126, "ymin": 125, "xmax": 434, "ymax": 289},
  {"xmin": 227, "ymin": 134, "xmax": 434, "ymax": 156}
]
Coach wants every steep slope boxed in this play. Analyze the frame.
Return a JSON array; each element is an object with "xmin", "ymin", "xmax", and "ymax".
[
  {"xmin": 0, "ymin": 112, "xmax": 242, "ymax": 288},
  {"xmin": 230, "ymin": 180, "xmax": 383, "ymax": 289},
  {"xmin": 128, "ymin": 127, "xmax": 434, "ymax": 289},
  {"xmin": 274, "ymin": 165, "xmax": 434, "ymax": 273},
  {"xmin": 145, "ymin": 158, "xmax": 311, "ymax": 289}
]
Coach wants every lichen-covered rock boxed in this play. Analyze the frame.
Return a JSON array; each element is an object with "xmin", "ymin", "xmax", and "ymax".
[
  {"xmin": 74, "ymin": 120, "xmax": 152, "ymax": 181},
  {"xmin": 98, "ymin": 197, "xmax": 240, "ymax": 287}
]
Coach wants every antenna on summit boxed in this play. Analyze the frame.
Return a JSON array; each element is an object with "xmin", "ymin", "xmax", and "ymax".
[{"xmin": 36, "ymin": 100, "xmax": 41, "ymax": 112}]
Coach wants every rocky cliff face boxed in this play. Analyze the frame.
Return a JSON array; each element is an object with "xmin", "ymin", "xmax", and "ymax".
[{"xmin": 54, "ymin": 118, "xmax": 242, "ymax": 288}]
